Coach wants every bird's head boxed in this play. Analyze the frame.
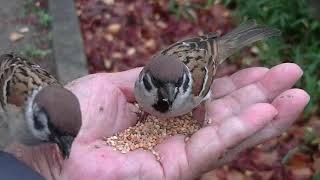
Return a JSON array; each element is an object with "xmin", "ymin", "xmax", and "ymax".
[
  {"xmin": 25, "ymin": 85, "xmax": 82, "ymax": 158},
  {"xmin": 134, "ymin": 55, "xmax": 192, "ymax": 117}
]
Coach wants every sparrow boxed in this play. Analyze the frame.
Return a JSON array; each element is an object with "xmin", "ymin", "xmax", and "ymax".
[
  {"xmin": 0, "ymin": 53, "xmax": 82, "ymax": 158},
  {"xmin": 134, "ymin": 20, "xmax": 281, "ymax": 122}
]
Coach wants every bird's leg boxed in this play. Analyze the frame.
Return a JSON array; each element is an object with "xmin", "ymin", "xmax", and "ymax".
[
  {"xmin": 138, "ymin": 111, "xmax": 149, "ymax": 123},
  {"xmin": 203, "ymin": 100, "xmax": 212, "ymax": 126},
  {"xmin": 192, "ymin": 101, "xmax": 206, "ymax": 125},
  {"xmin": 135, "ymin": 104, "xmax": 149, "ymax": 123},
  {"xmin": 192, "ymin": 100, "xmax": 212, "ymax": 127}
]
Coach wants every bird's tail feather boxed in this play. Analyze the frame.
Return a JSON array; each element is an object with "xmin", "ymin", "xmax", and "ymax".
[{"xmin": 217, "ymin": 20, "xmax": 281, "ymax": 64}]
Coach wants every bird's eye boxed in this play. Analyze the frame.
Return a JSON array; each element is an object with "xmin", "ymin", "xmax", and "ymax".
[
  {"xmin": 150, "ymin": 77, "xmax": 162, "ymax": 88},
  {"xmin": 33, "ymin": 115, "xmax": 45, "ymax": 130},
  {"xmin": 33, "ymin": 108, "xmax": 47, "ymax": 130},
  {"xmin": 142, "ymin": 75, "xmax": 152, "ymax": 91},
  {"xmin": 183, "ymin": 75, "xmax": 190, "ymax": 92},
  {"xmin": 175, "ymin": 76, "xmax": 183, "ymax": 87}
]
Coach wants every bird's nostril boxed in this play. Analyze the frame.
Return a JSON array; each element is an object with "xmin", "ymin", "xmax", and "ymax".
[{"xmin": 163, "ymin": 99, "xmax": 173, "ymax": 106}]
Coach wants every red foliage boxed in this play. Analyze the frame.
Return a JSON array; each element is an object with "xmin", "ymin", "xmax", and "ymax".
[{"xmin": 76, "ymin": 0, "xmax": 233, "ymax": 73}]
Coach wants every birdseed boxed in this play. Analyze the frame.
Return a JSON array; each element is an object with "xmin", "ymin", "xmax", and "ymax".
[{"xmin": 104, "ymin": 113, "xmax": 201, "ymax": 154}]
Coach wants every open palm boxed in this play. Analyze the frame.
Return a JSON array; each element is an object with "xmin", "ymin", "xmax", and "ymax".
[{"xmin": 7, "ymin": 63, "xmax": 309, "ymax": 180}]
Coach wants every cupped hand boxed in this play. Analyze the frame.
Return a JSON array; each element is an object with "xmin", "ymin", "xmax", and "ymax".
[{"xmin": 7, "ymin": 63, "xmax": 309, "ymax": 180}]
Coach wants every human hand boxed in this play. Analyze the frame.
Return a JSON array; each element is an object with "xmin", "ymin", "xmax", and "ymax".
[{"xmin": 6, "ymin": 63, "xmax": 309, "ymax": 180}]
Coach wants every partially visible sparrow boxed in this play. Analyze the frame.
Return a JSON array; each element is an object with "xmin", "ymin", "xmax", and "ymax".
[
  {"xmin": 0, "ymin": 53, "xmax": 82, "ymax": 158},
  {"xmin": 134, "ymin": 20, "xmax": 281, "ymax": 122}
]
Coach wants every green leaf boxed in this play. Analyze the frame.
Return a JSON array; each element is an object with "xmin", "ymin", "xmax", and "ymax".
[
  {"xmin": 281, "ymin": 146, "xmax": 300, "ymax": 165},
  {"xmin": 303, "ymin": 127, "xmax": 317, "ymax": 144},
  {"xmin": 313, "ymin": 171, "xmax": 320, "ymax": 180}
]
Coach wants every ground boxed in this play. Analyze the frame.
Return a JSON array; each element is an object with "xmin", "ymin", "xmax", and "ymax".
[
  {"xmin": 0, "ymin": 0, "xmax": 56, "ymax": 75},
  {"xmin": 0, "ymin": 0, "xmax": 56, "ymax": 149}
]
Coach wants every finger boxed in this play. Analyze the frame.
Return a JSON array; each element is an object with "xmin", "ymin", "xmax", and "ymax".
[
  {"xmin": 67, "ymin": 76, "xmax": 139, "ymax": 142},
  {"xmin": 106, "ymin": 67, "xmax": 143, "ymax": 102},
  {"xmin": 194, "ymin": 66, "xmax": 269, "ymax": 123},
  {"xmin": 208, "ymin": 63, "xmax": 303, "ymax": 122},
  {"xmin": 192, "ymin": 102, "xmax": 206, "ymax": 122},
  {"xmin": 213, "ymin": 89, "xmax": 310, "ymax": 167},
  {"xmin": 212, "ymin": 67, "xmax": 269, "ymax": 99},
  {"xmin": 66, "ymin": 67, "xmax": 142, "ymax": 103},
  {"xmin": 156, "ymin": 103, "xmax": 277, "ymax": 179}
]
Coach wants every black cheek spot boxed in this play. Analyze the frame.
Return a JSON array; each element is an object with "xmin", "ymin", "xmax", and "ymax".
[
  {"xmin": 175, "ymin": 76, "xmax": 183, "ymax": 87},
  {"xmin": 183, "ymin": 75, "xmax": 190, "ymax": 92},
  {"xmin": 33, "ymin": 114, "xmax": 45, "ymax": 130},
  {"xmin": 152, "ymin": 100, "xmax": 169, "ymax": 113},
  {"xmin": 151, "ymin": 77, "xmax": 162, "ymax": 88},
  {"xmin": 142, "ymin": 75, "xmax": 152, "ymax": 91}
]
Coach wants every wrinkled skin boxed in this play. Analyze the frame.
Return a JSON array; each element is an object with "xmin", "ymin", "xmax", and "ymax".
[{"xmin": 5, "ymin": 63, "xmax": 309, "ymax": 180}]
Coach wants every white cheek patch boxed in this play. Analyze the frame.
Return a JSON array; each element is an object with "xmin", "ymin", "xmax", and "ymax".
[
  {"xmin": 178, "ymin": 73, "xmax": 192, "ymax": 99},
  {"xmin": 136, "ymin": 74, "xmax": 158, "ymax": 110},
  {"xmin": 25, "ymin": 88, "xmax": 39, "ymax": 135},
  {"xmin": 25, "ymin": 87, "xmax": 51, "ymax": 141},
  {"xmin": 171, "ymin": 72, "xmax": 194, "ymax": 115},
  {"xmin": 142, "ymin": 75, "xmax": 158, "ymax": 99},
  {"xmin": 28, "ymin": 105, "xmax": 51, "ymax": 141}
]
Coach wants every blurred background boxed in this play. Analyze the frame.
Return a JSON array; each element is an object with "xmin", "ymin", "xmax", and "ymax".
[{"xmin": 1, "ymin": 0, "xmax": 320, "ymax": 179}]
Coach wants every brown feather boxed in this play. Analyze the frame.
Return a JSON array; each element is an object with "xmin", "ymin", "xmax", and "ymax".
[
  {"xmin": 0, "ymin": 53, "xmax": 59, "ymax": 108},
  {"xmin": 145, "ymin": 55, "xmax": 187, "ymax": 83},
  {"xmin": 159, "ymin": 36, "xmax": 216, "ymax": 97},
  {"xmin": 156, "ymin": 20, "xmax": 280, "ymax": 99}
]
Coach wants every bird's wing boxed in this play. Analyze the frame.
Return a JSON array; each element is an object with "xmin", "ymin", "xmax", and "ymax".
[
  {"xmin": 0, "ymin": 53, "xmax": 60, "ymax": 107},
  {"xmin": 159, "ymin": 33, "xmax": 219, "ymax": 98}
]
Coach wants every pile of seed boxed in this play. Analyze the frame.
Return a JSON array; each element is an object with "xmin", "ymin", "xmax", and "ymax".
[{"xmin": 104, "ymin": 113, "xmax": 201, "ymax": 154}]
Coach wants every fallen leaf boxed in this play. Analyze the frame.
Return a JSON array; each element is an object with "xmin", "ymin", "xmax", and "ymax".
[
  {"xmin": 106, "ymin": 23, "xmax": 121, "ymax": 34},
  {"xmin": 313, "ymin": 156, "xmax": 320, "ymax": 170},
  {"xmin": 145, "ymin": 39, "xmax": 156, "ymax": 50},
  {"xmin": 312, "ymin": 138, "xmax": 320, "ymax": 145},
  {"xmin": 102, "ymin": 0, "xmax": 114, "ymax": 5},
  {"xmin": 288, "ymin": 167, "xmax": 313, "ymax": 180},
  {"xmin": 9, "ymin": 32, "xmax": 24, "ymax": 42},
  {"xmin": 111, "ymin": 52, "xmax": 123, "ymax": 59},
  {"xmin": 227, "ymin": 170, "xmax": 247, "ymax": 180},
  {"xmin": 103, "ymin": 59, "xmax": 112, "ymax": 70},
  {"xmin": 104, "ymin": 34, "xmax": 114, "ymax": 41},
  {"xmin": 126, "ymin": 47, "xmax": 136, "ymax": 56},
  {"xmin": 200, "ymin": 170, "xmax": 219, "ymax": 180},
  {"xmin": 19, "ymin": 27, "xmax": 29, "ymax": 33},
  {"xmin": 253, "ymin": 150, "xmax": 278, "ymax": 167},
  {"xmin": 257, "ymin": 171, "xmax": 274, "ymax": 180},
  {"xmin": 286, "ymin": 151, "xmax": 312, "ymax": 168}
]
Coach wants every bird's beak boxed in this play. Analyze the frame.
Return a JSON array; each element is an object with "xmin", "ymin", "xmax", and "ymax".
[
  {"xmin": 54, "ymin": 135, "xmax": 74, "ymax": 159},
  {"xmin": 167, "ymin": 85, "xmax": 176, "ymax": 104},
  {"xmin": 160, "ymin": 84, "xmax": 176, "ymax": 105}
]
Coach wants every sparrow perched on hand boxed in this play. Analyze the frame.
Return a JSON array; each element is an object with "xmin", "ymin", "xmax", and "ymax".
[
  {"xmin": 134, "ymin": 20, "xmax": 281, "ymax": 122},
  {"xmin": 0, "ymin": 53, "xmax": 82, "ymax": 158}
]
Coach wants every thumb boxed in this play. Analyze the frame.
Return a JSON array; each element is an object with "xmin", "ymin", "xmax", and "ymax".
[{"xmin": 66, "ymin": 75, "xmax": 139, "ymax": 143}]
